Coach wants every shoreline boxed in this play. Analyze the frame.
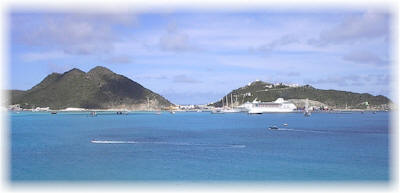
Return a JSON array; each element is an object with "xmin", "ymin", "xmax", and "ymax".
[{"xmin": 8, "ymin": 109, "xmax": 390, "ymax": 113}]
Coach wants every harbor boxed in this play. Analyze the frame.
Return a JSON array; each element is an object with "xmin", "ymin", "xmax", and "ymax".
[{"xmin": 7, "ymin": 96, "xmax": 392, "ymax": 115}]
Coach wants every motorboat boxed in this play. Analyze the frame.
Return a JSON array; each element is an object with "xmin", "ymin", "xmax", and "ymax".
[{"xmin": 268, "ymin": 126, "xmax": 279, "ymax": 130}]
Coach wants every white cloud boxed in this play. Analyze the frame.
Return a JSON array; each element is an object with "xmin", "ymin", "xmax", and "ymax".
[
  {"xmin": 14, "ymin": 13, "xmax": 137, "ymax": 55},
  {"xmin": 342, "ymin": 50, "xmax": 388, "ymax": 66},
  {"xmin": 309, "ymin": 11, "xmax": 389, "ymax": 46},
  {"xmin": 20, "ymin": 51, "xmax": 66, "ymax": 62},
  {"xmin": 172, "ymin": 74, "xmax": 201, "ymax": 83},
  {"xmin": 159, "ymin": 22, "xmax": 197, "ymax": 52},
  {"xmin": 257, "ymin": 34, "xmax": 300, "ymax": 52},
  {"xmin": 304, "ymin": 74, "xmax": 390, "ymax": 87},
  {"xmin": 105, "ymin": 55, "xmax": 133, "ymax": 64},
  {"xmin": 46, "ymin": 63, "xmax": 75, "ymax": 73}
]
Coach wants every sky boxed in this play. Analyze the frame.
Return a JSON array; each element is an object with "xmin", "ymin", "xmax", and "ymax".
[{"xmin": 9, "ymin": 9, "xmax": 393, "ymax": 105}]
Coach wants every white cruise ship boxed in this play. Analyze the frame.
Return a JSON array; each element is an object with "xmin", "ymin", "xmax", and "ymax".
[{"xmin": 247, "ymin": 98, "xmax": 297, "ymax": 114}]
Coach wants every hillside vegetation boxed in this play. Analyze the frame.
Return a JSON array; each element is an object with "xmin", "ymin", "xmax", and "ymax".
[
  {"xmin": 211, "ymin": 81, "xmax": 391, "ymax": 109},
  {"xmin": 10, "ymin": 66, "xmax": 173, "ymax": 110}
]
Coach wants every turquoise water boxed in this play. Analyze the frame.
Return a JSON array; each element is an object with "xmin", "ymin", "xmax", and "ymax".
[{"xmin": 10, "ymin": 111, "xmax": 390, "ymax": 181}]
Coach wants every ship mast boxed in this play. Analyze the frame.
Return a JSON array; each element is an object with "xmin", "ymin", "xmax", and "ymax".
[
  {"xmin": 305, "ymin": 98, "xmax": 309, "ymax": 113},
  {"xmin": 147, "ymin": 96, "xmax": 150, "ymax": 111},
  {"xmin": 226, "ymin": 95, "xmax": 229, "ymax": 108},
  {"xmin": 235, "ymin": 95, "xmax": 238, "ymax": 107},
  {"xmin": 231, "ymin": 94, "xmax": 233, "ymax": 108}
]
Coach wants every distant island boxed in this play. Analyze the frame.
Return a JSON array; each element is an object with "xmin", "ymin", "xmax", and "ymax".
[
  {"xmin": 7, "ymin": 67, "xmax": 392, "ymax": 111},
  {"xmin": 210, "ymin": 80, "xmax": 392, "ymax": 110},
  {"xmin": 8, "ymin": 66, "xmax": 173, "ymax": 110}
]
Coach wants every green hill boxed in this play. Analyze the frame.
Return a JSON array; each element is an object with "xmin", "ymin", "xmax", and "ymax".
[
  {"xmin": 10, "ymin": 66, "xmax": 173, "ymax": 110},
  {"xmin": 211, "ymin": 80, "xmax": 391, "ymax": 110}
]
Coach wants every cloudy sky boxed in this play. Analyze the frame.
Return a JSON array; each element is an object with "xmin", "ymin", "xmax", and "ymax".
[{"xmin": 9, "ymin": 9, "xmax": 392, "ymax": 104}]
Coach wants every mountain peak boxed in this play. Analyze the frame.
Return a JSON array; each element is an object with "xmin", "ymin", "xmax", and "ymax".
[
  {"xmin": 12, "ymin": 66, "xmax": 173, "ymax": 110},
  {"xmin": 247, "ymin": 80, "xmax": 271, "ymax": 86},
  {"xmin": 60, "ymin": 68, "xmax": 86, "ymax": 78},
  {"xmin": 65, "ymin": 68, "xmax": 85, "ymax": 74},
  {"xmin": 49, "ymin": 72, "xmax": 61, "ymax": 76},
  {"xmin": 88, "ymin": 66, "xmax": 114, "ymax": 75}
]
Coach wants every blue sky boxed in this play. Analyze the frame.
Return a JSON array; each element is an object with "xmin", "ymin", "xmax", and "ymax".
[{"xmin": 9, "ymin": 10, "xmax": 392, "ymax": 104}]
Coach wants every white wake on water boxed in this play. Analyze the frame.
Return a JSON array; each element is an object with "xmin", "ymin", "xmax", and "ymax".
[
  {"xmin": 272, "ymin": 128, "xmax": 328, "ymax": 133},
  {"xmin": 90, "ymin": 140, "xmax": 246, "ymax": 148},
  {"xmin": 91, "ymin": 140, "xmax": 138, "ymax": 144}
]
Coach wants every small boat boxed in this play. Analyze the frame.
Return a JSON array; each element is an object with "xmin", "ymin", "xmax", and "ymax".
[
  {"xmin": 170, "ymin": 111, "xmax": 176, "ymax": 114},
  {"xmin": 90, "ymin": 111, "xmax": 97, "ymax": 117},
  {"xmin": 155, "ymin": 112, "xmax": 161, "ymax": 115},
  {"xmin": 268, "ymin": 126, "xmax": 279, "ymax": 130},
  {"xmin": 373, "ymin": 111, "xmax": 376, "ymax": 114},
  {"xmin": 221, "ymin": 108, "xmax": 241, "ymax": 113},
  {"xmin": 51, "ymin": 111, "xmax": 57, "ymax": 114},
  {"xmin": 211, "ymin": 109, "xmax": 224, "ymax": 114},
  {"xmin": 283, "ymin": 123, "xmax": 288, "ymax": 126}
]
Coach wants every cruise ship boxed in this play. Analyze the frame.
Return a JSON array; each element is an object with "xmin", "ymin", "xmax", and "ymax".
[{"xmin": 246, "ymin": 98, "xmax": 297, "ymax": 114}]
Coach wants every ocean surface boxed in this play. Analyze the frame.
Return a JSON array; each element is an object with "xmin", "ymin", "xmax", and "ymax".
[{"xmin": 10, "ymin": 111, "xmax": 390, "ymax": 182}]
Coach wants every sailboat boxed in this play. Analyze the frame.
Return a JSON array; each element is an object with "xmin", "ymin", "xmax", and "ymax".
[
  {"xmin": 304, "ymin": 98, "xmax": 311, "ymax": 117},
  {"xmin": 221, "ymin": 94, "xmax": 241, "ymax": 113}
]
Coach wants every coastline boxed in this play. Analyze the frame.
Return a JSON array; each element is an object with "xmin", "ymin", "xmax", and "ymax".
[{"xmin": 8, "ymin": 108, "xmax": 390, "ymax": 113}]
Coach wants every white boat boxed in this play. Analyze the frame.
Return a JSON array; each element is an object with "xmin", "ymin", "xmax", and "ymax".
[
  {"xmin": 89, "ymin": 111, "xmax": 97, "ymax": 117},
  {"xmin": 221, "ymin": 108, "xmax": 241, "ymax": 113},
  {"xmin": 247, "ymin": 98, "xmax": 297, "ymax": 114},
  {"xmin": 211, "ymin": 108, "xmax": 224, "ymax": 114}
]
